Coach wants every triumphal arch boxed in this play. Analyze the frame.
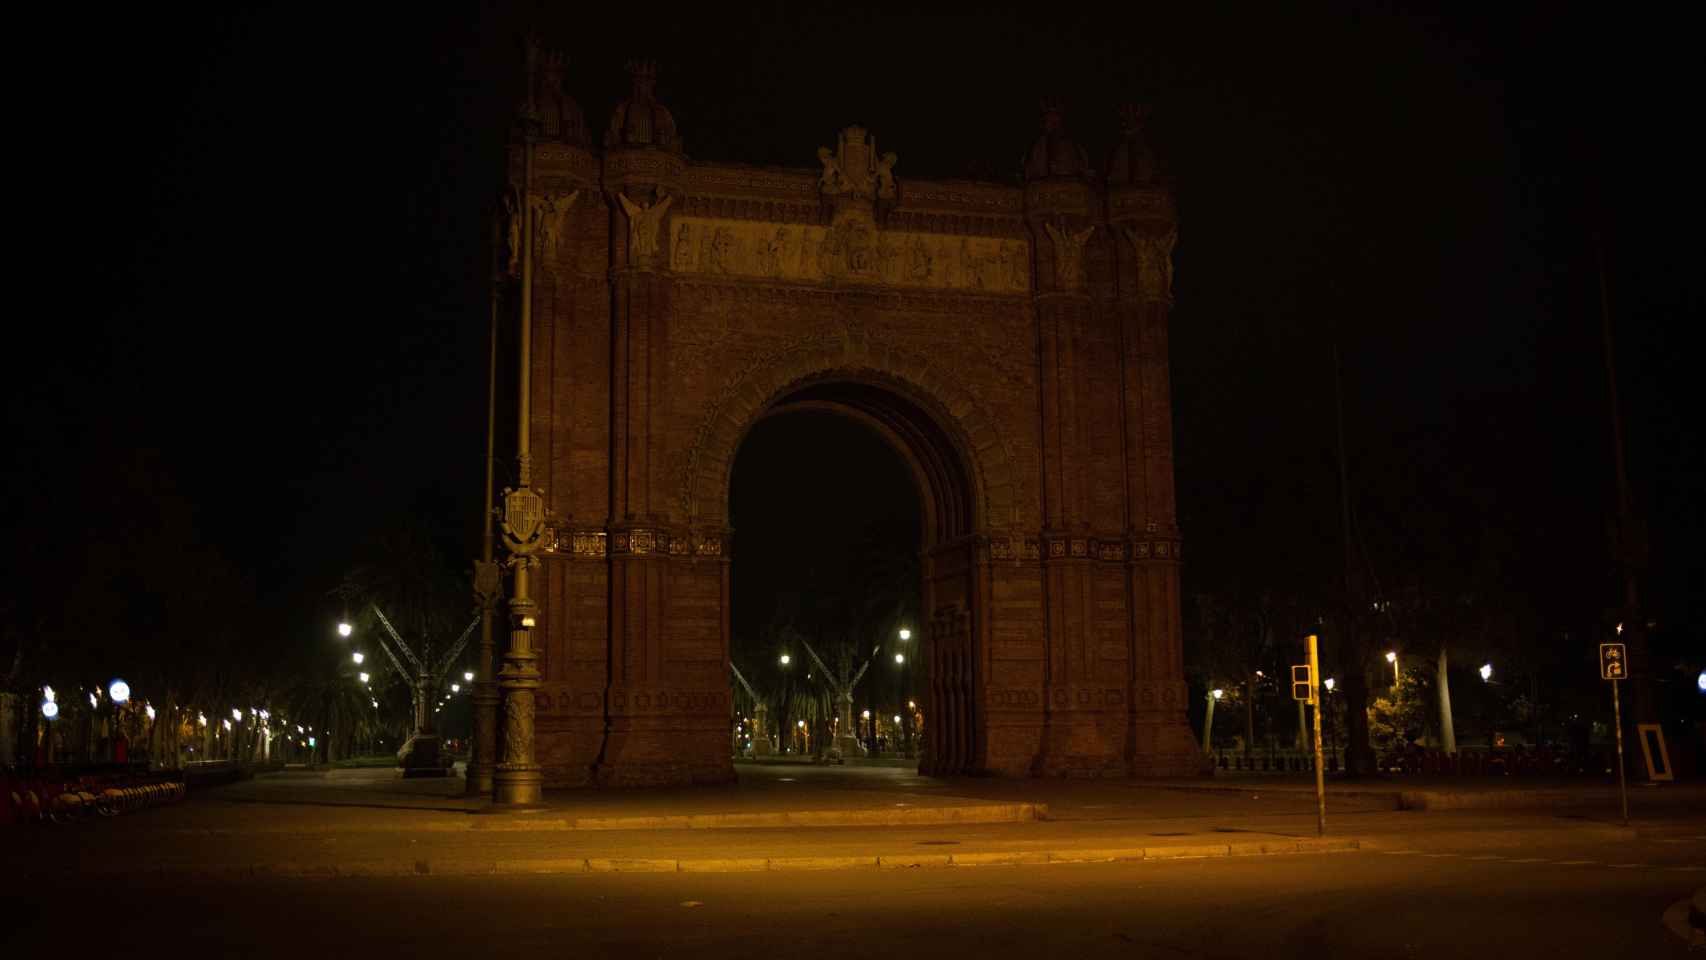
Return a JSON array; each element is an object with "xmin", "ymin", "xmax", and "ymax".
[{"xmin": 500, "ymin": 53, "xmax": 1197, "ymax": 787}]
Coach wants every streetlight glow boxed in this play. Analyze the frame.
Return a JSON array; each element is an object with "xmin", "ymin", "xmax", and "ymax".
[
  {"xmin": 1479, "ymin": 663, "xmax": 1493, "ymax": 682},
  {"xmin": 779, "ymin": 654, "xmax": 791, "ymax": 666},
  {"xmin": 41, "ymin": 700, "xmax": 58, "ymax": 720},
  {"xmin": 232, "ymin": 708, "xmax": 243, "ymax": 722},
  {"xmin": 898, "ymin": 628, "xmax": 911, "ymax": 641},
  {"xmin": 893, "ymin": 715, "xmax": 901, "ymax": 725},
  {"xmin": 198, "ymin": 713, "xmax": 208, "ymax": 727},
  {"xmin": 108, "ymin": 680, "xmax": 130, "ymax": 704},
  {"xmin": 1324, "ymin": 678, "xmax": 1336, "ymax": 691},
  {"xmin": 451, "ymin": 684, "xmax": 461, "ymax": 693},
  {"xmin": 43, "ymin": 685, "xmax": 55, "ymax": 702},
  {"xmin": 894, "ymin": 653, "xmax": 905, "ymax": 664},
  {"xmin": 464, "ymin": 671, "xmax": 474, "ymax": 682},
  {"xmin": 352, "ymin": 652, "xmax": 365, "ymax": 665},
  {"xmin": 89, "ymin": 692, "xmax": 98, "ymax": 708},
  {"xmin": 358, "ymin": 672, "xmax": 370, "ymax": 684},
  {"xmin": 223, "ymin": 719, "xmax": 232, "ymax": 730},
  {"xmin": 861, "ymin": 709, "xmax": 870, "ymax": 719},
  {"xmin": 338, "ymin": 622, "xmax": 353, "ymax": 638},
  {"xmin": 797, "ymin": 720, "xmax": 805, "ymax": 728},
  {"xmin": 1211, "ymin": 688, "xmax": 1223, "ymax": 699},
  {"xmin": 1385, "ymin": 651, "xmax": 1397, "ymax": 662},
  {"xmin": 146, "ymin": 705, "xmax": 156, "ymax": 720},
  {"xmin": 1697, "ymin": 669, "xmax": 1706, "ymax": 694}
]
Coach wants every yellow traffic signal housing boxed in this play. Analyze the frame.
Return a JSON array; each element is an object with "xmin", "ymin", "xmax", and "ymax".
[{"xmin": 1291, "ymin": 664, "xmax": 1314, "ymax": 703}]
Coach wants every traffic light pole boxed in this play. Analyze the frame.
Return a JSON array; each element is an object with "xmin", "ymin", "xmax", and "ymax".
[
  {"xmin": 1611, "ymin": 679, "xmax": 1627, "ymax": 826},
  {"xmin": 1308, "ymin": 633, "xmax": 1326, "ymax": 837}
]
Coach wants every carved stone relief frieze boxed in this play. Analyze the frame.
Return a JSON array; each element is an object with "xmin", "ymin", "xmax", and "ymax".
[{"xmin": 669, "ymin": 216, "xmax": 1028, "ymax": 293}]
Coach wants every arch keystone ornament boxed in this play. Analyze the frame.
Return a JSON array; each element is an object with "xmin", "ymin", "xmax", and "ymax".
[{"xmin": 496, "ymin": 53, "xmax": 1199, "ymax": 787}]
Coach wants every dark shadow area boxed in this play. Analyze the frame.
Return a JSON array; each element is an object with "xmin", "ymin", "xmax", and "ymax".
[{"xmin": 729, "ymin": 407, "xmax": 922, "ymax": 757}]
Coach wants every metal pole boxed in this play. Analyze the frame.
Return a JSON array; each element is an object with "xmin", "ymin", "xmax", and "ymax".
[
  {"xmin": 494, "ymin": 132, "xmax": 543, "ymax": 807},
  {"xmin": 468, "ymin": 237, "xmax": 501, "ymax": 797},
  {"xmin": 1308, "ymin": 634, "xmax": 1326, "ymax": 837},
  {"xmin": 1611, "ymin": 679, "xmax": 1628, "ymax": 826}
]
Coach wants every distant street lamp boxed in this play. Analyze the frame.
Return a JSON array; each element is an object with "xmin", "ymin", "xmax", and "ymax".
[
  {"xmin": 358, "ymin": 672, "xmax": 370, "ymax": 684},
  {"xmin": 451, "ymin": 684, "xmax": 461, "ymax": 693},
  {"xmin": 1479, "ymin": 663, "xmax": 1493, "ymax": 682},
  {"xmin": 1324, "ymin": 677, "xmax": 1336, "ymax": 691},
  {"xmin": 41, "ymin": 700, "xmax": 58, "ymax": 720},
  {"xmin": 338, "ymin": 622, "xmax": 353, "ymax": 638},
  {"xmin": 898, "ymin": 628, "xmax": 911, "ymax": 641},
  {"xmin": 1385, "ymin": 651, "xmax": 1399, "ymax": 685},
  {"xmin": 352, "ymin": 652, "xmax": 365, "ymax": 665},
  {"xmin": 779, "ymin": 654, "xmax": 791, "ymax": 666},
  {"xmin": 108, "ymin": 680, "xmax": 130, "ymax": 704},
  {"xmin": 1696, "ymin": 669, "xmax": 1705, "ymax": 694},
  {"xmin": 894, "ymin": 653, "xmax": 905, "ymax": 664},
  {"xmin": 464, "ymin": 671, "xmax": 475, "ymax": 682}
]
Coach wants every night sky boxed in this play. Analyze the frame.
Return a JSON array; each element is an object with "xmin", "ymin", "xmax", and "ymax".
[{"xmin": 10, "ymin": 4, "xmax": 1698, "ymax": 668}]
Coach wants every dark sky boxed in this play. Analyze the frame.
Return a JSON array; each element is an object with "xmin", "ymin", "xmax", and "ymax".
[{"xmin": 12, "ymin": 3, "xmax": 1698, "ymax": 658}]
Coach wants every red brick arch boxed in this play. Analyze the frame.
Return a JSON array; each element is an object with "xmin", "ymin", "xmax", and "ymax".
[{"xmin": 680, "ymin": 325, "xmax": 1020, "ymax": 540}]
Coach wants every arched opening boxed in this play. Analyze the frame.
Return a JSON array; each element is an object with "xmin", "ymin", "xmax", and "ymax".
[{"xmin": 727, "ymin": 378, "xmax": 977, "ymax": 770}]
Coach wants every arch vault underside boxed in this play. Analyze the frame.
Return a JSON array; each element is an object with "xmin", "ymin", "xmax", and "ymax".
[{"xmin": 508, "ymin": 115, "xmax": 1198, "ymax": 787}]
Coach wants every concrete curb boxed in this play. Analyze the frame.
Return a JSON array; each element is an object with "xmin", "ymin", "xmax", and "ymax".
[
  {"xmin": 31, "ymin": 838, "xmax": 1361, "ymax": 880},
  {"xmin": 1360, "ymin": 826, "xmax": 1638, "ymax": 850},
  {"xmin": 154, "ymin": 801, "xmax": 1045, "ymax": 835}
]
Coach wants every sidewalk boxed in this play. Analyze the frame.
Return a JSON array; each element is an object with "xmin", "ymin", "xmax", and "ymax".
[{"xmin": 7, "ymin": 762, "xmax": 1700, "ymax": 879}]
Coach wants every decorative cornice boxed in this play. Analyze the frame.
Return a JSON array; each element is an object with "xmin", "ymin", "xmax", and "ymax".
[{"xmin": 541, "ymin": 525, "xmax": 728, "ymax": 560}]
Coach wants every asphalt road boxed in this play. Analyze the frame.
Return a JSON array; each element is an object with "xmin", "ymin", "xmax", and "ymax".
[{"xmin": 9, "ymin": 841, "xmax": 1700, "ymax": 957}]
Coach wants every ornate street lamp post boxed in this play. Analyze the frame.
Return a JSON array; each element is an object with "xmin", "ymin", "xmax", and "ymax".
[
  {"xmin": 493, "ymin": 81, "xmax": 550, "ymax": 806},
  {"xmin": 468, "ymin": 205, "xmax": 505, "ymax": 797}
]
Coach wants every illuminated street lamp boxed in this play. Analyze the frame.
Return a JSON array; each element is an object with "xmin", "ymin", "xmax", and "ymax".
[
  {"xmin": 352, "ymin": 652, "xmax": 365, "ymax": 665},
  {"xmin": 358, "ymin": 672, "xmax": 370, "ymax": 684},
  {"xmin": 779, "ymin": 654, "xmax": 791, "ymax": 666},
  {"xmin": 146, "ymin": 704, "xmax": 156, "ymax": 721},
  {"xmin": 1479, "ymin": 663, "xmax": 1493, "ymax": 682},
  {"xmin": 108, "ymin": 679, "xmax": 130, "ymax": 704},
  {"xmin": 861, "ymin": 709, "xmax": 870, "ymax": 719},
  {"xmin": 451, "ymin": 683, "xmax": 461, "ymax": 693},
  {"xmin": 1696, "ymin": 669, "xmax": 1705, "ymax": 694},
  {"xmin": 232, "ymin": 708, "xmax": 243, "ymax": 722},
  {"xmin": 1323, "ymin": 677, "xmax": 1336, "ymax": 691},
  {"xmin": 464, "ymin": 671, "xmax": 475, "ymax": 682},
  {"xmin": 898, "ymin": 628, "xmax": 911, "ymax": 641},
  {"xmin": 894, "ymin": 653, "xmax": 905, "ymax": 664},
  {"xmin": 41, "ymin": 700, "xmax": 59, "ymax": 720},
  {"xmin": 338, "ymin": 621, "xmax": 353, "ymax": 638},
  {"xmin": 1385, "ymin": 651, "xmax": 1399, "ymax": 685}
]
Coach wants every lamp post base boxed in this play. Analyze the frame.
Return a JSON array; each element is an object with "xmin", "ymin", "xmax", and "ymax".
[{"xmin": 492, "ymin": 769, "xmax": 543, "ymax": 806}]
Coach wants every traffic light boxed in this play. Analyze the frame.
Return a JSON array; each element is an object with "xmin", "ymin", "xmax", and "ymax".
[{"xmin": 1291, "ymin": 664, "xmax": 1314, "ymax": 703}]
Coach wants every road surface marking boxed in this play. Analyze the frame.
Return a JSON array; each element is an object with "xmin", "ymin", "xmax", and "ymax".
[
  {"xmin": 1506, "ymin": 858, "xmax": 1549, "ymax": 863},
  {"xmin": 1557, "ymin": 860, "xmax": 1596, "ymax": 865},
  {"xmin": 1467, "ymin": 855, "xmax": 1504, "ymax": 861}
]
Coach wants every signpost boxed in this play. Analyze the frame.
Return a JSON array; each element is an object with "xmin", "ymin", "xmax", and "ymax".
[
  {"xmin": 1293, "ymin": 636, "xmax": 1326, "ymax": 836},
  {"xmin": 1601, "ymin": 640, "xmax": 1629, "ymax": 826}
]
